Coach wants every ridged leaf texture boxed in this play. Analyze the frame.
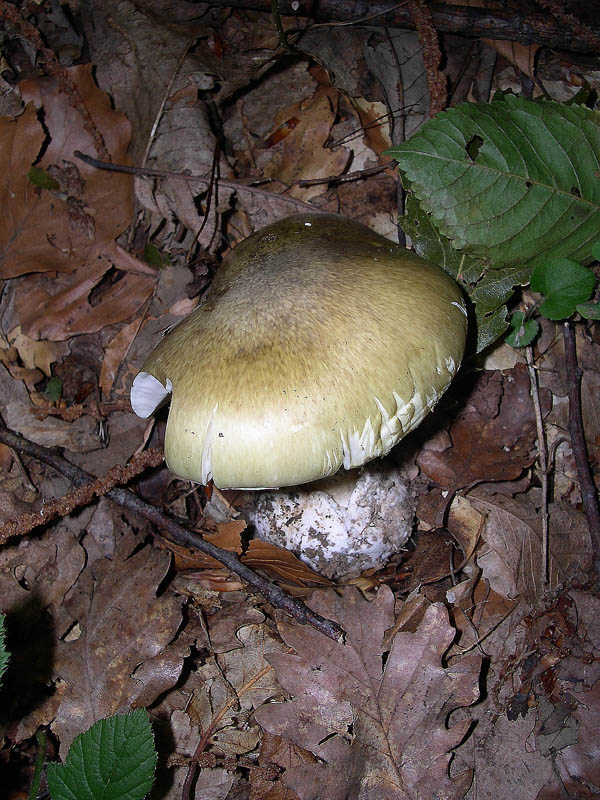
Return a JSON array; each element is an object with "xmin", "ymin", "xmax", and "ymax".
[
  {"xmin": 388, "ymin": 95, "xmax": 600, "ymax": 267},
  {"xmin": 47, "ymin": 710, "xmax": 157, "ymax": 800}
]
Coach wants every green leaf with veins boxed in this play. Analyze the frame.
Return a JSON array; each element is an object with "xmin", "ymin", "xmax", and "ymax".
[
  {"xmin": 530, "ymin": 258, "xmax": 596, "ymax": 320},
  {"xmin": 387, "ymin": 96, "xmax": 600, "ymax": 267},
  {"xmin": 46, "ymin": 710, "xmax": 157, "ymax": 800}
]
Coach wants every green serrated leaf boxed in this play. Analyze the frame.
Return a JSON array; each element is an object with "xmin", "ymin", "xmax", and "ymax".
[
  {"xmin": 471, "ymin": 265, "xmax": 531, "ymax": 316},
  {"xmin": 401, "ymin": 194, "xmax": 485, "ymax": 283},
  {"xmin": 386, "ymin": 96, "xmax": 600, "ymax": 267},
  {"xmin": 27, "ymin": 166, "xmax": 60, "ymax": 190},
  {"xmin": 476, "ymin": 304, "xmax": 510, "ymax": 352},
  {"xmin": 506, "ymin": 311, "xmax": 539, "ymax": 347},
  {"xmin": 591, "ymin": 242, "xmax": 600, "ymax": 261},
  {"xmin": 47, "ymin": 710, "xmax": 157, "ymax": 800},
  {"xmin": 143, "ymin": 243, "xmax": 170, "ymax": 268},
  {"xmin": 576, "ymin": 300, "xmax": 600, "ymax": 319},
  {"xmin": 0, "ymin": 614, "xmax": 9, "ymax": 685},
  {"xmin": 531, "ymin": 257, "xmax": 596, "ymax": 320}
]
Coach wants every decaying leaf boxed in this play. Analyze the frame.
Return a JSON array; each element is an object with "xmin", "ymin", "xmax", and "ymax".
[
  {"xmin": 471, "ymin": 487, "xmax": 592, "ymax": 601},
  {"xmin": 256, "ymin": 87, "xmax": 350, "ymax": 200},
  {"xmin": 0, "ymin": 65, "xmax": 156, "ymax": 340},
  {"xmin": 256, "ymin": 588, "xmax": 480, "ymax": 800},
  {"xmin": 418, "ymin": 365, "xmax": 551, "ymax": 491},
  {"xmin": 51, "ymin": 536, "xmax": 185, "ymax": 753}
]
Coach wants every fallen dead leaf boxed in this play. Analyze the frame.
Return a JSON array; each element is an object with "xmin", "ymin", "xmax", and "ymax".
[
  {"xmin": 418, "ymin": 365, "xmax": 552, "ymax": 491},
  {"xmin": 470, "ymin": 487, "xmax": 592, "ymax": 601},
  {"xmin": 255, "ymin": 587, "xmax": 480, "ymax": 799},
  {"xmin": 51, "ymin": 535, "xmax": 185, "ymax": 753},
  {"xmin": 255, "ymin": 87, "xmax": 350, "ymax": 201}
]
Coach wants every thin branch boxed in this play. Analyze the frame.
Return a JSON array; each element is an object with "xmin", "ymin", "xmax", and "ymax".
[
  {"xmin": 0, "ymin": 425, "xmax": 345, "ymax": 642},
  {"xmin": 201, "ymin": 0, "xmax": 600, "ymax": 53},
  {"xmin": 525, "ymin": 345, "xmax": 549, "ymax": 588},
  {"xmin": 73, "ymin": 151, "xmax": 318, "ymax": 213},
  {"xmin": 563, "ymin": 322, "xmax": 600, "ymax": 590}
]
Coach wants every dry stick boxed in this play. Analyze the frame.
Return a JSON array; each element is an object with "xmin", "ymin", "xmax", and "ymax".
[
  {"xmin": 73, "ymin": 151, "xmax": 318, "ymax": 214},
  {"xmin": 563, "ymin": 322, "xmax": 600, "ymax": 590},
  {"xmin": 0, "ymin": 425, "xmax": 344, "ymax": 642},
  {"xmin": 201, "ymin": 0, "xmax": 600, "ymax": 52},
  {"xmin": 182, "ymin": 661, "xmax": 277, "ymax": 800},
  {"xmin": 525, "ymin": 346, "xmax": 550, "ymax": 588}
]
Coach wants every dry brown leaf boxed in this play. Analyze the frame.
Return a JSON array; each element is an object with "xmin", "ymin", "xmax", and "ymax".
[
  {"xmin": 100, "ymin": 314, "xmax": 146, "ymax": 399},
  {"xmin": 256, "ymin": 87, "xmax": 350, "ymax": 201},
  {"xmin": 0, "ymin": 104, "xmax": 46, "ymax": 277},
  {"xmin": 51, "ymin": 539, "xmax": 185, "ymax": 753},
  {"xmin": 0, "ymin": 65, "xmax": 157, "ymax": 339},
  {"xmin": 6, "ymin": 326, "xmax": 69, "ymax": 377},
  {"xmin": 470, "ymin": 487, "xmax": 592, "ymax": 601},
  {"xmin": 243, "ymin": 539, "xmax": 333, "ymax": 587},
  {"xmin": 255, "ymin": 587, "xmax": 480, "ymax": 799},
  {"xmin": 483, "ymin": 39, "xmax": 540, "ymax": 80},
  {"xmin": 418, "ymin": 365, "xmax": 552, "ymax": 491},
  {"xmin": 1, "ymin": 67, "xmax": 149, "ymax": 278},
  {"xmin": 17, "ymin": 257, "xmax": 155, "ymax": 342}
]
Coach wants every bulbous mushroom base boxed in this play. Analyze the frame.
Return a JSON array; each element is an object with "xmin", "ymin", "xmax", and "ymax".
[{"xmin": 249, "ymin": 463, "xmax": 414, "ymax": 579}]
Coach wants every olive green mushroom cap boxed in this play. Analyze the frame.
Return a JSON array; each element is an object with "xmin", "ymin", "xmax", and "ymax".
[{"xmin": 130, "ymin": 213, "xmax": 467, "ymax": 489}]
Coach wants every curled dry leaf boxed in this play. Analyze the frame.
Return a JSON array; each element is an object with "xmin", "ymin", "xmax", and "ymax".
[{"xmin": 255, "ymin": 587, "xmax": 480, "ymax": 800}]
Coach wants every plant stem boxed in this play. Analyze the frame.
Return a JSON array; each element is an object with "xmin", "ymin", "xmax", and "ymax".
[
  {"xmin": 525, "ymin": 346, "xmax": 549, "ymax": 588},
  {"xmin": 563, "ymin": 322, "xmax": 600, "ymax": 589},
  {"xmin": 0, "ymin": 425, "xmax": 345, "ymax": 642},
  {"xmin": 27, "ymin": 729, "xmax": 47, "ymax": 800}
]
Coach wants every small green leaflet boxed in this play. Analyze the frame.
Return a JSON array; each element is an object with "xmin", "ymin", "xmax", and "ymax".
[
  {"xmin": 47, "ymin": 710, "xmax": 157, "ymax": 800},
  {"xmin": 27, "ymin": 166, "xmax": 60, "ymax": 190},
  {"xmin": 143, "ymin": 242, "xmax": 170, "ymax": 268},
  {"xmin": 0, "ymin": 614, "xmax": 9, "ymax": 685},
  {"xmin": 576, "ymin": 301, "xmax": 600, "ymax": 319},
  {"xmin": 44, "ymin": 376, "xmax": 63, "ymax": 404},
  {"xmin": 506, "ymin": 311, "xmax": 539, "ymax": 348},
  {"xmin": 386, "ymin": 96, "xmax": 600, "ymax": 268},
  {"xmin": 530, "ymin": 258, "xmax": 595, "ymax": 320}
]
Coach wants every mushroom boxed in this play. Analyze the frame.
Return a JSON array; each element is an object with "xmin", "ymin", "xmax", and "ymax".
[{"xmin": 131, "ymin": 213, "xmax": 467, "ymax": 490}]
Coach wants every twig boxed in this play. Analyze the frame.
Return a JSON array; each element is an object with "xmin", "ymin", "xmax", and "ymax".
[
  {"xmin": 0, "ymin": 448, "xmax": 164, "ymax": 545},
  {"xmin": 73, "ymin": 151, "xmax": 319, "ymax": 213},
  {"xmin": 201, "ymin": 0, "xmax": 600, "ymax": 52},
  {"xmin": 271, "ymin": 0, "xmax": 300, "ymax": 55},
  {"xmin": 182, "ymin": 661, "xmax": 277, "ymax": 799},
  {"xmin": 563, "ymin": 322, "xmax": 600, "ymax": 590},
  {"xmin": 0, "ymin": 425, "xmax": 345, "ymax": 642},
  {"xmin": 525, "ymin": 345, "xmax": 549, "ymax": 588}
]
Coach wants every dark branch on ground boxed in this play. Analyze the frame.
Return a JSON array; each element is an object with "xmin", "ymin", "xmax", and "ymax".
[
  {"xmin": 563, "ymin": 322, "xmax": 600, "ymax": 591},
  {"xmin": 0, "ymin": 425, "xmax": 345, "ymax": 643},
  {"xmin": 202, "ymin": 1, "xmax": 600, "ymax": 53}
]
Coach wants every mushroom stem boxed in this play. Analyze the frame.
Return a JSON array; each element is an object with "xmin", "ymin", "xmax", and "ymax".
[{"xmin": 0, "ymin": 424, "xmax": 345, "ymax": 642}]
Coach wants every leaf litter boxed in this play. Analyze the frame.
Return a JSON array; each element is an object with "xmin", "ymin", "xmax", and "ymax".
[{"xmin": 0, "ymin": 2, "xmax": 599, "ymax": 799}]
